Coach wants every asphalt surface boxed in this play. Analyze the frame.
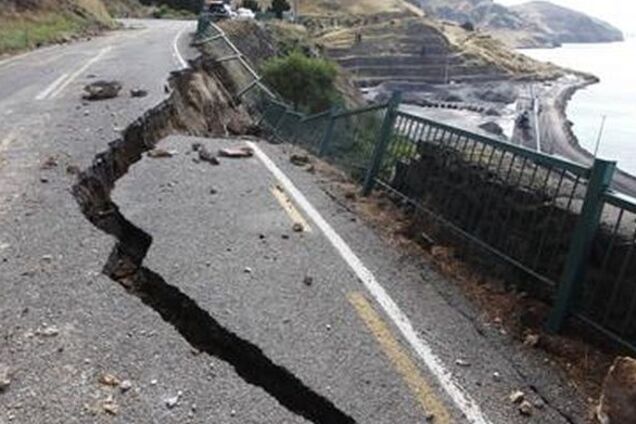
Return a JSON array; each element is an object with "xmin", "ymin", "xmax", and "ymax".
[{"xmin": 1, "ymin": 19, "xmax": 588, "ymax": 424}]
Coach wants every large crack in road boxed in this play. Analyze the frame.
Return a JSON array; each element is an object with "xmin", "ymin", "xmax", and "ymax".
[{"xmin": 72, "ymin": 58, "xmax": 355, "ymax": 423}]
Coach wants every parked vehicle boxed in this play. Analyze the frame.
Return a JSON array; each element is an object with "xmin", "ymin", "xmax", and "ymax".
[
  {"xmin": 236, "ymin": 7, "xmax": 256, "ymax": 20},
  {"xmin": 207, "ymin": 1, "xmax": 230, "ymax": 21}
]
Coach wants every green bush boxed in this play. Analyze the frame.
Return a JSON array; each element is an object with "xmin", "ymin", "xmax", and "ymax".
[
  {"xmin": 262, "ymin": 51, "xmax": 339, "ymax": 113},
  {"xmin": 269, "ymin": 0, "xmax": 290, "ymax": 19},
  {"xmin": 241, "ymin": 0, "xmax": 261, "ymax": 12}
]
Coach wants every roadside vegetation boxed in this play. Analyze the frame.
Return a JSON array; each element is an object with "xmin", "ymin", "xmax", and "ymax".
[
  {"xmin": 262, "ymin": 51, "xmax": 340, "ymax": 113},
  {"xmin": 0, "ymin": 0, "xmax": 114, "ymax": 56}
]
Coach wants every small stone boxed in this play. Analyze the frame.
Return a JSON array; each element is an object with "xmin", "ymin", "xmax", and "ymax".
[
  {"xmin": 244, "ymin": 267, "xmax": 252, "ymax": 274},
  {"xmin": 510, "ymin": 390, "xmax": 525, "ymax": 404},
  {"xmin": 518, "ymin": 400, "xmax": 533, "ymax": 416},
  {"xmin": 41, "ymin": 255, "xmax": 53, "ymax": 263},
  {"xmin": 130, "ymin": 88, "xmax": 148, "ymax": 98},
  {"xmin": 455, "ymin": 359, "xmax": 471, "ymax": 367},
  {"xmin": 533, "ymin": 399, "xmax": 545, "ymax": 409},
  {"xmin": 281, "ymin": 234, "xmax": 290, "ymax": 240},
  {"xmin": 290, "ymin": 154, "xmax": 310, "ymax": 166},
  {"xmin": 0, "ymin": 364, "xmax": 11, "ymax": 392},
  {"xmin": 230, "ymin": 409, "xmax": 236, "ymax": 417},
  {"xmin": 37, "ymin": 326, "xmax": 59, "ymax": 337},
  {"xmin": 165, "ymin": 391, "xmax": 182, "ymax": 409},
  {"xmin": 292, "ymin": 222, "xmax": 304, "ymax": 233},
  {"xmin": 102, "ymin": 397, "xmax": 119, "ymax": 415},
  {"xmin": 150, "ymin": 379, "xmax": 158, "ymax": 386},
  {"xmin": 120, "ymin": 380, "xmax": 132, "ymax": 392},
  {"xmin": 326, "ymin": 324, "xmax": 332, "ymax": 331},
  {"xmin": 40, "ymin": 176, "xmax": 49, "ymax": 183},
  {"xmin": 209, "ymin": 188, "xmax": 218, "ymax": 195},
  {"xmin": 492, "ymin": 371, "xmax": 502, "ymax": 382},
  {"xmin": 425, "ymin": 412, "xmax": 435, "ymax": 422},
  {"xmin": 303, "ymin": 276, "xmax": 313, "ymax": 286},
  {"xmin": 192, "ymin": 142, "xmax": 202, "ymax": 152},
  {"xmin": 523, "ymin": 333, "xmax": 540, "ymax": 348},
  {"xmin": 98, "ymin": 373, "xmax": 120, "ymax": 387}
]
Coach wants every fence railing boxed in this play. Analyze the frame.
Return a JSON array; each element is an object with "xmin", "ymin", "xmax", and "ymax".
[{"xmin": 195, "ymin": 15, "xmax": 636, "ymax": 352}]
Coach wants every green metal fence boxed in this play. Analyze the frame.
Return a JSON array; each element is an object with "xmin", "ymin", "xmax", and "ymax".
[{"xmin": 196, "ymin": 14, "xmax": 636, "ymax": 352}]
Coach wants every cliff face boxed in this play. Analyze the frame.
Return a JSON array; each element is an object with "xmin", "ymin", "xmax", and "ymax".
[{"xmin": 415, "ymin": 0, "xmax": 624, "ymax": 47}]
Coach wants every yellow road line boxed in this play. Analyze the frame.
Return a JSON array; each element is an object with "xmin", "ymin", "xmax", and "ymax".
[
  {"xmin": 271, "ymin": 184, "xmax": 312, "ymax": 232},
  {"xmin": 348, "ymin": 292, "xmax": 452, "ymax": 423}
]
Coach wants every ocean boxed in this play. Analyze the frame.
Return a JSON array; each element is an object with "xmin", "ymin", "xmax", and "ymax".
[{"xmin": 522, "ymin": 38, "xmax": 636, "ymax": 176}]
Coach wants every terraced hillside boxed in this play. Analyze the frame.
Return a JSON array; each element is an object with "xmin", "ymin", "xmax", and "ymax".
[{"xmin": 313, "ymin": 14, "xmax": 559, "ymax": 88}]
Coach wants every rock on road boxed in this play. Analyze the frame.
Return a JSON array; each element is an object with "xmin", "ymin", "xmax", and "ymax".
[{"xmin": 0, "ymin": 19, "xmax": 588, "ymax": 423}]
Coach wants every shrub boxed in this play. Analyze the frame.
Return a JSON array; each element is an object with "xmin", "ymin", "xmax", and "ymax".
[
  {"xmin": 241, "ymin": 0, "xmax": 261, "ymax": 12},
  {"xmin": 262, "ymin": 51, "xmax": 339, "ymax": 113},
  {"xmin": 269, "ymin": 0, "xmax": 290, "ymax": 19}
]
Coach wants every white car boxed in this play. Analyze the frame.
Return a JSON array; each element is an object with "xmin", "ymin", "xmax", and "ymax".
[{"xmin": 236, "ymin": 7, "xmax": 256, "ymax": 20}]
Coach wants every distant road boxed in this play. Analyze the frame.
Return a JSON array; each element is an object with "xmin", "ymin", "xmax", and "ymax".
[{"xmin": 534, "ymin": 78, "xmax": 636, "ymax": 197}]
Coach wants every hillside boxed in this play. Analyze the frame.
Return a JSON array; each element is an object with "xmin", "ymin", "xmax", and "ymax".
[
  {"xmin": 414, "ymin": 0, "xmax": 624, "ymax": 47},
  {"xmin": 291, "ymin": 0, "xmax": 559, "ymax": 89},
  {"xmin": 511, "ymin": 1, "xmax": 624, "ymax": 44},
  {"xmin": 0, "ymin": 0, "xmax": 114, "ymax": 55}
]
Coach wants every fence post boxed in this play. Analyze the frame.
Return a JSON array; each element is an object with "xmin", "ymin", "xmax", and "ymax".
[
  {"xmin": 318, "ymin": 107, "xmax": 338, "ymax": 157},
  {"xmin": 361, "ymin": 91, "xmax": 402, "ymax": 196},
  {"xmin": 547, "ymin": 158, "xmax": 616, "ymax": 333}
]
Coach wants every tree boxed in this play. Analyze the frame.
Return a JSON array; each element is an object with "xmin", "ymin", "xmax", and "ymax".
[
  {"xmin": 241, "ymin": 0, "xmax": 261, "ymax": 12},
  {"xmin": 269, "ymin": 0, "xmax": 290, "ymax": 19},
  {"xmin": 262, "ymin": 51, "xmax": 339, "ymax": 113}
]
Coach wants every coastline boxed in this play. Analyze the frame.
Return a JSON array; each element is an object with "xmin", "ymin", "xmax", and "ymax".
[{"xmin": 543, "ymin": 74, "xmax": 636, "ymax": 197}]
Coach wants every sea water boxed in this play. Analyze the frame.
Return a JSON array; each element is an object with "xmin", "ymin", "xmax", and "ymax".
[{"xmin": 522, "ymin": 38, "xmax": 636, "ymax": 176}]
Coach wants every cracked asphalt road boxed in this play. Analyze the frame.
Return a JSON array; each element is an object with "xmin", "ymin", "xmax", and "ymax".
[{"xmin": 0, "ymin": 18, "xmax": 588, "ymax": 424}]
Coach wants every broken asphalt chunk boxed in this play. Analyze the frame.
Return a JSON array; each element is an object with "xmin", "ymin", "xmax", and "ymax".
[
  {"xmin": 218, "ymin": 146, "xmax": 254, "ymax": 158},
  {"xmin": 147, "ymin": 148, "xmax": 175, "ymax": 159},
  {"xmin": 198, "ymin": 146, "xmax": 220, "ymax": 165},
  {"xmin": 83, "ymin": 80, "xmax": 122, "ymax": 101}
]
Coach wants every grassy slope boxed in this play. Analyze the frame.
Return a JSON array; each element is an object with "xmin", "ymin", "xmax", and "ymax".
[{"xmin": 0, "ymin": 0, "xmax": 114, "ymax": 55}]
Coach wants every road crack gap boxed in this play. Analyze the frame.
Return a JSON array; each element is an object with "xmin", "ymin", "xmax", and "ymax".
[{"xmin": 72, "ymin": 58, "xmax": 355, "ymax": 424}]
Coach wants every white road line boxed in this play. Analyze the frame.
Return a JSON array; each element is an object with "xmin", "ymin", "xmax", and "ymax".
[
  {"xmin": 35, "ymin": 73, "xmax": 70, "ymax": 101},
  {"xmin": 248, "ymin": 141, "xmax": 491, "ymax": 424},
  {"xmin": 172, "ymin": 27, "xmax": 188, "ymax": 69},
  {"xmin": 48, "ymin": 46, "xmax": 112, "ymax": 100}
]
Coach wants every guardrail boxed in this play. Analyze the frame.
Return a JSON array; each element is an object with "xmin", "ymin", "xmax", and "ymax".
[{"xmin": 195, "ymin": 14, "xmax": 636, "ymax": 352}]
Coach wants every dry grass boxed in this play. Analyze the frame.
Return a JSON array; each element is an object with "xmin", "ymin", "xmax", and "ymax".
[{"xmin": 0, "ymin": 0, "xmax": 114, "ymax": 55}]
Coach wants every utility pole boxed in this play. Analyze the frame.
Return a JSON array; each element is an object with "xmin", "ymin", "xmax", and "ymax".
[
  {"xmin": 293, "ymin": 0, "xmax": 299, "ymax": 20},
  {"xmin": 593, "ymin": 115, "xmax": 607, "ymax": 157}
]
